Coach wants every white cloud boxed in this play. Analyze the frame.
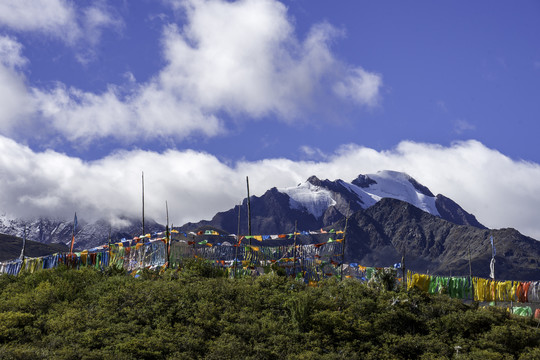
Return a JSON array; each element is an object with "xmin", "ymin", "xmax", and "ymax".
[
  {"xmin": 0, "ymin": 35, "xmax": 27, "ymax": 68},
  {"xmin": 76, "ymin": 2, "xmax": 124, "ymax": 63},
  {"xmin": 32, "ymin": 82, "xmax": 224, "ymax": 144},
  {"xmin": 333, "ymin": 67, "xmax": 382, "ymax": 106},
  {"xmin": 453, "ymin": 119, "xmax": 476, "ymax": 134},
  {"xmin": 0, "ymin": 0, "xmax": 382, "ymax": 144},
  {"xmin": 299, "ymin": 145, "xmax": 328, "ymax": 160},
  {"xmin": 0, "ymin": 0, "xmax": 122, "ymax": 58},
  {"xmin": 0, "ymin": 0, "xmax": 79, "ymax": 41},
  {"xmin": 0, "ymin": 36, "xmax": 34, "ymax": 132},
  {"xmin": 1, "ymin": 136, "xmax": 540, "ymax": 240}
]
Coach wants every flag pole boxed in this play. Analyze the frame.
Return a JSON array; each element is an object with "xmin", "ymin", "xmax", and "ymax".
[
  {"xmin": 19, "ymin": 224, "xmax": 27, "ymax": 261},
  {"xmin": 142, "ymin": 171, "xmax": 145, "ymax": 237},
  {"xmin": 490, "ymin": 234, "xmax": 496, "ymax": 305},
  {"xmin": 108, "ymin": 224, "xmax": 112, "ymax": 268},
  {"xmin": 234, "ymin": 201, "xmax": 241, "ymax": 279},
  {"xmin": 340, "ymin": 207, "xmax": 350, "ymax": 281},
  {"xmin": 246, "ymin": 176, "xmax": 252, "ymax": 240},
  {"xmin": 468, "ymin": 241, "xmax": 473, "ymax": 300},
  {"xmin": 292, "ymin": 220, "xmax": 298, "ymax": 279},
  {"xmin": 166, "ymin": 200, "xmax": 170, "ymax": 268},
  {"xmin": 70, "ymin": 212, "xmax": 77, "ymax": 254}
]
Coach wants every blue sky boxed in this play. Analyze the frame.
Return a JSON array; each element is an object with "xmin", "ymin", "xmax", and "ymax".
[{"xmin": 0, "ymin": 0, "xmax": 540, "ymax": 239}]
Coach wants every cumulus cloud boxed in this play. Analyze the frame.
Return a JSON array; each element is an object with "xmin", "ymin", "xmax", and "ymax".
[
  {"xmin": 1, "ymin": 136, "xmax": 540, "ymax": 240},
  {"xmin": 333, "ymin": 67, "xmax": 382, "ymax": 106},
  {"xmin": 0, "ymin": 35, "xmax": 27, "ymax": 68},
  {"xmin": 0, "ymin": 36, "xmax": 34, "ymax": 132},
  {"xmin": 0, "ymin": 0, "xmax": 382, "ymax": 144},
  {"xmin": 0, "ymin": 0, "xmax": 78, "ymax": 40},
  {"xmin": 0, "ymin": 0, "xmax": 122, "ymax": 60}
]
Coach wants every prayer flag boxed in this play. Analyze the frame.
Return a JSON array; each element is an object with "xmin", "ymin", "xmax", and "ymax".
[{"xmin": 489, "ymin": 235, "xmax": 496, "ymax": 279}]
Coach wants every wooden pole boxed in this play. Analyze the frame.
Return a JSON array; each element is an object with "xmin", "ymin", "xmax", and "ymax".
[
  {"xmin": 340, "ymin": 205, "xmax": 350, "ymax": 281},
  {"xmin": 402, "ymin": 245, "xmax": 407, "ymax": 289},
  {"xmin": 468, "ymin": 242, "xmax": 474, "ymax": 300},
  {"xmin": 166, "ymin": 200, "xmax": 170, "ymax": 269},
  {"xmin": 402, "ymin": 253, "xmax": 407, "ymax": 289},
  {"xmin": 70, "ymin": 212, "xmax": 77, "ymax": 254},
  {"xmin": 492, "ymin": 235, "xmax": 496, "ymax": 306},
  {"xmin": 142, "ymin": 172, "xmax": 145, "ymax": 236},
  {"xmin": 19, "ymin": 225, "xmax": 27, "ymax": 261},
  {"xmin": 234, "ymin": 201, "xmax": 241, "ymax": 279},
  {"xmin": 108, "ymin": 225, "xmax": 111, "ymax": 268},
  {"xmin": 246, "ymin": 176, "xmax": 252, "ymax": 240},
  {"xmin": 340, "ymin": 217, "xmax": 349, "ymax": 281},
  {"xmin": 292, "ymin": 220, "xmax": 298, "ymax": 278}
]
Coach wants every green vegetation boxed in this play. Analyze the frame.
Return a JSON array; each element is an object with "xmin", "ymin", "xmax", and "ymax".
[{"xmin": 0, "ymin": 260, "xmax": 539, "ymax": 359}]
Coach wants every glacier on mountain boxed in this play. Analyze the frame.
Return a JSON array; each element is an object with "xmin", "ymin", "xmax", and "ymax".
[
  {"xmin": 278, "ymin": 170, "xmax": 440, "ymax": 218},
  {"xmin": 280, "ymin": 181, "xmax": 337, "ymax": 218}
]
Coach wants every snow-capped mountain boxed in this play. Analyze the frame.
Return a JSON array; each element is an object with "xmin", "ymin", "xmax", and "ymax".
[
  {"xmin": 278, "ymin": 171, "xmax": 484, "ymax": 229},
  {"xmin": 179, "ymin": 171, "xmax": 485, "ymax": 236},
  {"xmin": 0, "ymin": 215, "xmax": 164, "ymax": 250},
  {"xmin": 0, "ymin": 171, "xmax": 483, "ymax": 250},
  {"xmin": 3, "ymin": 170, "xmax": 540, "ymax": 279},
  {"xmin": 281, "ymin": 171, "xmax": 439, "ymax": 218}
]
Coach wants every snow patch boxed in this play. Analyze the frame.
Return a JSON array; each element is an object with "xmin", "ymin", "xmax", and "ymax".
[
  {"xmin": 358, "ymin": 171, "xmax": 440, "ymax": 216},
  {"xmin": 339, "ymin": 181, "xmax": 378, "ymax": 208},
  {"xmin": 277, "ymin": 170, "xmax": 440, "ymax": 219},
  {"xmin": 279, "ymin": 181, "xmax": 337, "ymax": 218}
]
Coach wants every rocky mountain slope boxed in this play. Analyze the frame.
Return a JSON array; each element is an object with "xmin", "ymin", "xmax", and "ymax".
[
  {"xmin": 336, "ymin": 198, "xmax": 540, "ymax": 280},
  {"xmin": 180, "ymin": 171, "xmax": 485, "ymax": 234},
  {"xmin": 0, "ymin": 233, "xmax": 69, "ymax": 262},
  {"xmin": 178, "ymin": 172, "xmax": 538, "ymax": 280}
]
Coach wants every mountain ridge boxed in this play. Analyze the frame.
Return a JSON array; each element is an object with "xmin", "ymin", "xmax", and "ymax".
[
  {"xmin": 0, "ymin": 171, "xmax": 537, "ymax": 280},
  {"xmin": 0, "ymin": 233, "xmax": 69, "ymax": 262}
]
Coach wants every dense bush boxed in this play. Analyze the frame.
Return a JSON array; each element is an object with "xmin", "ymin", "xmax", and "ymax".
[{"xmin": 0, "ymin": 264, "xmax": 538, "ymax": 359}]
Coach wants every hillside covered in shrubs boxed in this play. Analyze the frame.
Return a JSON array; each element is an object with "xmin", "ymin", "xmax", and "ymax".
[{"xmin": 0, "ymin": 261, "xmax": 539, "ymax": 359}]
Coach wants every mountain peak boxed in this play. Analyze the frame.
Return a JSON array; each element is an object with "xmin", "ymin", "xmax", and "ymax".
[
  {"xmin": 279, "ymin": 180, "xmax": 337, "ymax": 219},
  {"xmin": 351, "ymin": 174, "xmax": 377, "ymax": 188},
  {"xmin": 306, "ymin": 175, "xmax": 322, "ymax": 186}
]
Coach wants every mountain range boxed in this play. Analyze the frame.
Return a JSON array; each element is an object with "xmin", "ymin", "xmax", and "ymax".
[
  {"xmin": 0, "ymin": 233, "xmax": 68, "ymax": 262},
  {"xmin": 1, "ymin": 170, "xmax": 539, "ymax": 280},
  {"xmin": 181, "ymin": 171, "xmax": 485, "ymax": 234}
]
